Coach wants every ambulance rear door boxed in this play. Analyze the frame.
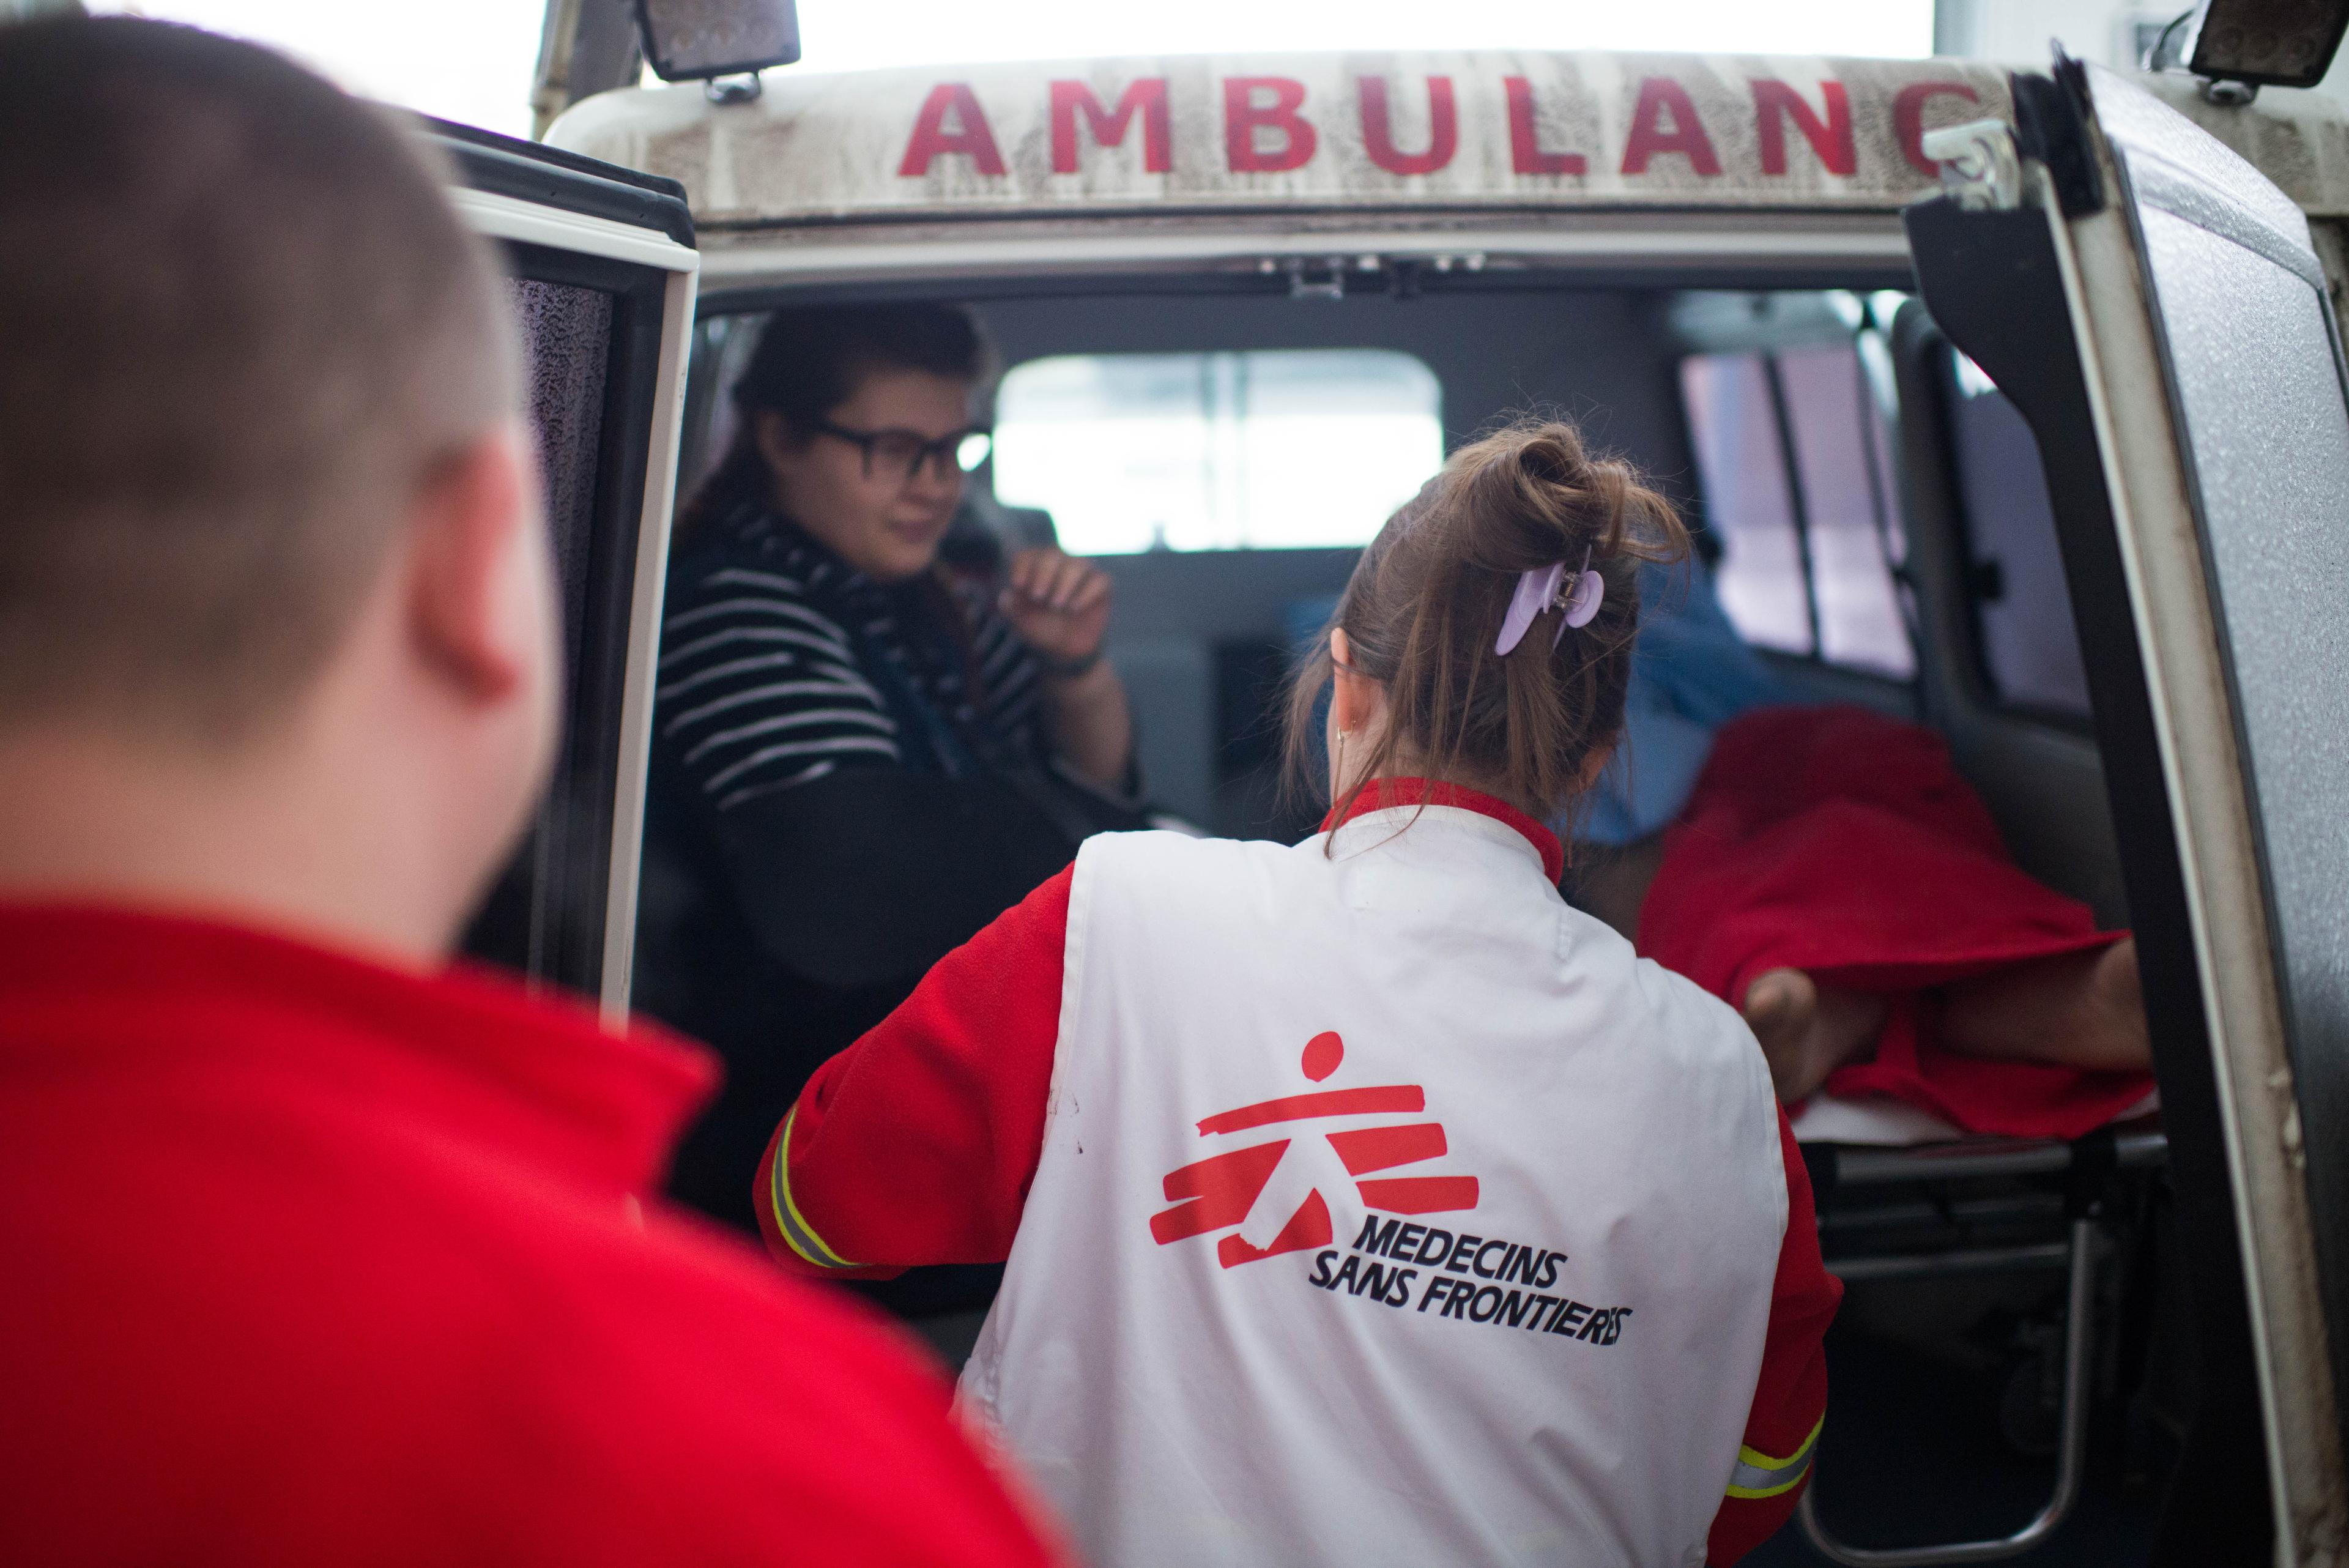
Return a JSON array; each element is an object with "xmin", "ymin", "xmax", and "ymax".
[
  {"xmin": 428, "ymin": 121, "xmax": 699, "ymax": 1017},
  {"xmin": 1905, "ymin": 57, "xmax": 2349, "ymax": 1558}
]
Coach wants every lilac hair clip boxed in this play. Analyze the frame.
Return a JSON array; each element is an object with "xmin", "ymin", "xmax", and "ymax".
[{"xmin": 1494, "ymin": 548, "xmax": 1604, "ymax": 656}]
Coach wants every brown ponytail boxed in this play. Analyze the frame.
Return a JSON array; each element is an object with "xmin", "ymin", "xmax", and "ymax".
[{"xmin": 1282, "ymin": 417, "xmax": 1690, "ymax": 835}]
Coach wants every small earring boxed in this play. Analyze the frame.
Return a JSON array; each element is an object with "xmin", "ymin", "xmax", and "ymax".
[{"xmin": 1334, "ymin": 728, "xmax": 1348, "ymax": 790}]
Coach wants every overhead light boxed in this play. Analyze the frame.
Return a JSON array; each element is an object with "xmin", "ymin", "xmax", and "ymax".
[
  {"xmin": 634, "ymin": 0, "xmax": 800, "ymax": 84},
  {"xmin": 2183, "ymin": 0, "xmax": 2349, "ymax": 92}
]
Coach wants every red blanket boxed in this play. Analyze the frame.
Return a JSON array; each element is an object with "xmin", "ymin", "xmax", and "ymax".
[{"xmin": 1636, "ymin": 705, "xmax": 2155, "ymax": 1140}]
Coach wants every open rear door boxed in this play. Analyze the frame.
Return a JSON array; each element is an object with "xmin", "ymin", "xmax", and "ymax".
[
  {"xmin": 426, "ymin": 122, "xmax": 699, "ymax": 1016},
  {"xmin": 1906, "ymin": 58, "xmax": 2349, "ymax": 1559}
]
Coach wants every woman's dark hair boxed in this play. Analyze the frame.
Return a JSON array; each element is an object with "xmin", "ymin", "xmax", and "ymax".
[
  {"xmin": 1283, "ymin": 417, "xmax": 1691, "ymax": 832},
  {"xmin": 679, "ymin": 302, "xmax": 990, "ymax": 533}
]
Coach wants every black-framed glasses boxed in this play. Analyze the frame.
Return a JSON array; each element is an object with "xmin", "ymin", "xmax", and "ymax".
[{"xmin": 812, "ymin": 419, "xmax": 992, "ymax": 484}]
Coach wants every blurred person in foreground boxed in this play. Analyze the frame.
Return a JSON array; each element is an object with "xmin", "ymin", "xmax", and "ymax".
[{"xmin": 0, "ymin": 18, "xmax": 1061, "ymax": 1566}]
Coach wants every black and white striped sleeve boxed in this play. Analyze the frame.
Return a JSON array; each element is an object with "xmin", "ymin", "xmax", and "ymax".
[
  {"xmin": 655, "ymin": 565, "xmax": 901, "ymax": 812},
  {"xmin": 962, "ymin": 582, "xmax": 1044, "ymax": 751}
]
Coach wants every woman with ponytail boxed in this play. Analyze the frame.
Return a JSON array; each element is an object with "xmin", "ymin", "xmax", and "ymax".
[{"xmin": 740, "ymin": 418, "xmax": 1839, "ymax": 1568}]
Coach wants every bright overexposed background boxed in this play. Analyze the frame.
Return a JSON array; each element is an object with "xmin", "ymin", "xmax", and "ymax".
[
  {"xmin": 87, "ymin": 0, "xmax": 1936, "ymax": 139},
  {"xmin": 784, "ymin": 2, "xmax": 1935, "ymax": 73},
  {"xmin": 995, "ymin": 351, "xmax": 1447, "ymax": 553},
  {"xmin": 91, "ymin": 0, "xmax": 550, "ymax": 135}
]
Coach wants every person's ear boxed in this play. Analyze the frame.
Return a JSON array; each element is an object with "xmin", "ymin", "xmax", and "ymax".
[
  {"xmin": 1329, "ymin": 628, "xmax": 1384, "ymax": 735},
  {"xmin": 753, "ymin": 411, "xmax": 803, "ymax": 474},
  {"xmin": 1573, "ymin": 741, "xmax": 1616, "ymax": 792},
  {"xmin": 404, "ymin": 420, "xmax": 547, "ymax": 706}
]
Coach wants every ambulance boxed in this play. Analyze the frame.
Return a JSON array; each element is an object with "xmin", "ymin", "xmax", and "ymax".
[{"xmin": 439, "ymin": 17, "xmax": 2349, "ymax": 1563}]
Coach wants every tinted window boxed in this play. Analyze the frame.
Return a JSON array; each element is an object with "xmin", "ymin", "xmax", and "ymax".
[
  {"xmin": 462, "ymin": 251, "xmax": 670, "ymax": 995},
  {"xmin": 993, "ymin": 349, "xmax": 1443, "ymax": 553},
  {"xmin": 1779, "ymin": 342, "xmax": 1913, "ymax": 677},
  {"xmin": 1680, "ymin": 341, "xmax": 1914, "ymax": 677},
  {"xmin": 1681, "ymin": 351, "xmax": 1813, "ymax": 654},
  {"xmin": 513, "ymin": 278, "xmax": 615, "ymax": 691},
  {"xmin": 1945, "ymin": 350, "xmax": 2091, "ymax": 718},
  {"xmin": 464, "ymin": 274, "xmax": 626, "ymax": 983}
]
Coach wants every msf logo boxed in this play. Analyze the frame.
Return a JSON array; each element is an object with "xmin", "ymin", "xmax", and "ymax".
[{"xmin": 1149, "ymin": 1031, "xmax": 1480, "ymax": 1268}]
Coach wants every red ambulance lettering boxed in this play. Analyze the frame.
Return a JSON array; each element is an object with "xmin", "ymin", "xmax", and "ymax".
[
  {"xmin": 1502, "ymin": 76, "xmax": 1587, "ymax": 176},
  {"xmin": 1894, "ymin": 80, "xmax": 1983, "ymax": 175},
  {"xmin": 1225, "ymin": 76, "xmax": 1317, "ymax": 173},
  {"xmin": 1751, "ymin": 80, "xmax": 1855, "ymax": 176},
  {"xmin": 1050, "ymin": 78, "xmax": 1171, "ymax": 175},
  {"xmin": 899, "ymin": 82, "xmax": 1006, "ymax": 177},
  {"xmin": 1620, "ymin": 75, "xmax": 1721, "ymax": 176},
  {"xmin": 1359, "ymin": 75, "xmax": 1458, "ymax": 177}
]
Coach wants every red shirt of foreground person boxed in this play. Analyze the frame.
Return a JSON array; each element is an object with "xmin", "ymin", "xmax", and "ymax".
[
  {"xmin": 0, "ymin": 18, "xmax": 1061, "ymax": 1568},
  {"xmin": 0, "ymin": 910, "xmax": 1058, "ymax": 1566}
]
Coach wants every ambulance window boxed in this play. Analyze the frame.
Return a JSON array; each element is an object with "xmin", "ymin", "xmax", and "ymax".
[
  {"xmin": 462, "ymin": 252, "xmax": 670, "ymax": 993},
  {"xmin": 1779, "ymin": 342, "xmax": 1912, "ymax": 678},
  {"xmin": 512, "ymin": 278, "xmax": 615, "ymax": 691},
  {"xmin": 1943, "ymin": 351, "xmax": 2091, "ymax": 719},
  {"xmin": 1679, "ymin": 345, "xmax": 1914, "ymax": 677},
  {"xmin": 992, "ymin": 349, "xmax": 1442, "ymax": 553},
  {"xmin": 464, "ymin": 273, "xmax": 624, "ymax": 983},
  {"xmin": 1682, "ymin": 353, "xmax": 1810, "ymax": 653}
]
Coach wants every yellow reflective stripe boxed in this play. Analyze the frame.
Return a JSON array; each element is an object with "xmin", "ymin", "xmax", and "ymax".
[
  {"xmin": 1724, "ymin": 1414, "xmax": 1824, "ymax": 1500},
  {"xmin": 767, "ymin": 1105, "xmax": 859, "ymax": 1270}
]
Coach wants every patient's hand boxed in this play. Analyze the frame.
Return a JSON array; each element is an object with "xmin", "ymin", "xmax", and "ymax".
[{"xmin": 1002, "ymin": 547, "xmax": 1111, "ymax": 667}]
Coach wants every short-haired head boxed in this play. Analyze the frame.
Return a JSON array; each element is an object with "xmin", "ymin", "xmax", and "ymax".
[
  {"xmin": 0, "ymin": 17, "xmax": 519, "ymax": 741},
  {"xmin": 1285, "ymin": 417, "xmax": 1691, "ymax": 830}
]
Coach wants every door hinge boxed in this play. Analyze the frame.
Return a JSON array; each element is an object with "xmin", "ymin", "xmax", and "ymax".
[
  {"xmin": 1923, "ymin": 119, "xmax": 2025, "ymax": 212},
  {"xmin": 2013, "ymin": 54, "xmax": 2107, "ymax": 218}
]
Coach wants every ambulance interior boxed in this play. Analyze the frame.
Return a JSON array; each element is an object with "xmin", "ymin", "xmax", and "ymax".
[{"xmin": 655, "ymin": 269, "xmax": 2183, "ymax": 1563}]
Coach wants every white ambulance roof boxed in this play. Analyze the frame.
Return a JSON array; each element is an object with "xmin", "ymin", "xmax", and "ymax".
[{"xmin": 542, "ymin": 52, "xmax": 2349, "ymax": 232}]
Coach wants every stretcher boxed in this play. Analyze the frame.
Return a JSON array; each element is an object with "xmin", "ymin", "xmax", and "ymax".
[{"xmin": 1790, "ymin": 1093, "xmax": 2167, "ymax": 1566}]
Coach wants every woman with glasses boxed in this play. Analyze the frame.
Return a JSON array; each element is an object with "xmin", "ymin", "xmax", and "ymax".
[{"xmin": 639, "ymin": 305, "xmax": 1142, "ymax": 1315}]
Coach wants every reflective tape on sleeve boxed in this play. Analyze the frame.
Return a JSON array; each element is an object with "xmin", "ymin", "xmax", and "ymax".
[
  {"xmin": 1724, "ymin": 1415, "xmax": 1824, "ymax": 1500},
  {"xmin": 768, "ymin": 1105, "xmax": 861, "ymax": 1270}
]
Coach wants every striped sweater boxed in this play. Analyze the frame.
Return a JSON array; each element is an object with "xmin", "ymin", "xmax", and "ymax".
[{"xmin": 656, "ymin": 505, "xmax": 1045, "ymax": 813}]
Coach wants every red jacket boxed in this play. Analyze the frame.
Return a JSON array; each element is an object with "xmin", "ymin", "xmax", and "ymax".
[
  {"xmin": 757, "ymin": 788, "xmax": 1840, "ymax": 1566},
  {"xmin": 0, "ymin": 904, "xmax": 1063, "ymax": 1567}
]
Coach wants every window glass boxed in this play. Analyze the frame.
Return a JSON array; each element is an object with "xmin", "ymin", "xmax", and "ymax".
[
  {"xmin": 1945, "ymin": 351, "xmax": 2091, "ymax": 718},
  {"xmin": 992, "ymin": 350, "xmax": 1443, "ymax": 553},
  {"xmin": 1679, "ymin": 352, "xmax": 1812, "ymax": 654},
  {"xmin": 1777, "ymin": 342, "xmax": 1915, "ymax": 678},
  {"xmin": 1856, "ymin": 323, "xmax": 1912, "ymax": 573},
  {"xmin": 466, "ymin": 275, "xmax": 625, "ymax": 987},
  {"xmin": 510, "ymin": 278, "xmax": 614, "ymax": 683}
]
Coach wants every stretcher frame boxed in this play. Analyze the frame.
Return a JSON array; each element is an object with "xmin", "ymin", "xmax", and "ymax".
[{"xmin": 1794, "ymin": 1126, "xmax": 2167, "ymax": 1566}]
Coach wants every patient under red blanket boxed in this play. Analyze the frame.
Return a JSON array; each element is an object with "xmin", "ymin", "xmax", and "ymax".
[{"xmin": 1623, "ymin": 705, "xmax": 2156, "ymax": 1140}]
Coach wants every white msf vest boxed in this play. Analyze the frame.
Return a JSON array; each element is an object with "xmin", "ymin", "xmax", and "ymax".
[{"xmin": 960, "ymin": 806, "xmax": 1788, "ymax": 1568}]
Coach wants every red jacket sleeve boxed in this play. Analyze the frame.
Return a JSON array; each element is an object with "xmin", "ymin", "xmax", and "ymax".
[
  {"xmin": 754, "ymin": 866, "xmax": 1073, "ymax": 1279},
  {"xmin": 1707, "ymin": 1108, "xmax": 1842, "ymax": 1565}
]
